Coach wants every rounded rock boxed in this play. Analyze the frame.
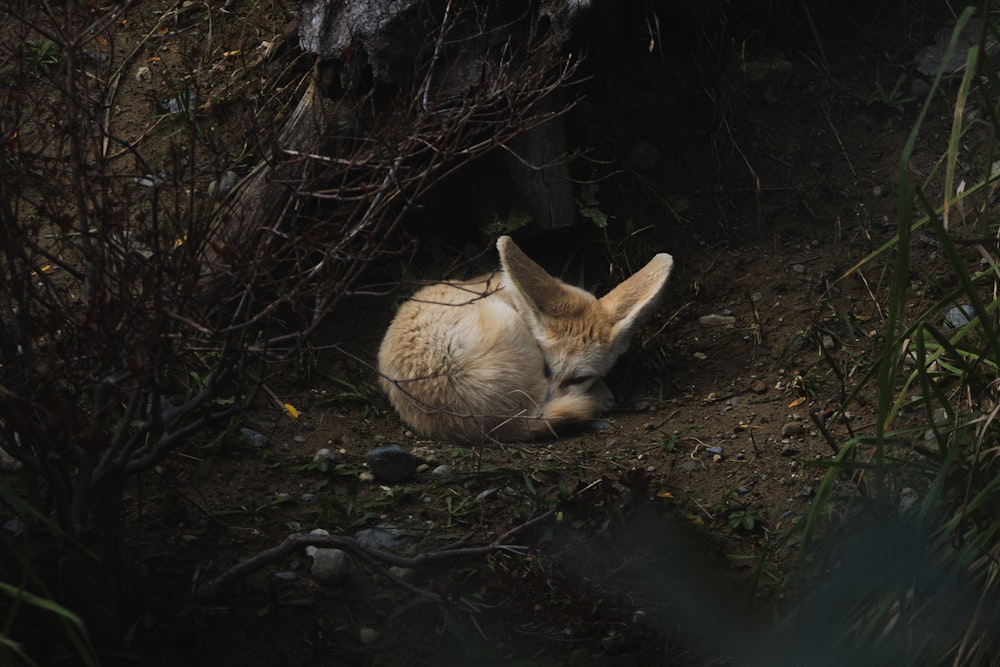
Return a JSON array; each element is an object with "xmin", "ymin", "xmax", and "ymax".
[
  {"xmin": 910, "ymin": 78, "xmax": 931, "ymax": 99},
  {"xmin": 781, "ymin": 421, "xmax": 804, "ymax": 438},
  {"xmin": 354, "ymin": 524, "xmax": 406, "ymax": 549},
  {"xmin": 309, "ymin": 548, "xmax": 353, "ymax": 585},
  {"xmin": 240, "ymin": 427, "xmax": 269, "ymax": 448},
  {"xmin": 313, "ymin": 447, "xmax": 337, "ymax": 463},
  {"xmin": 431, "ymin": 464, "xmax": 454, "ymax": 479},
  {"xmin": 366, "ymin": 445, "xmax": 418, "ymax": 483}
]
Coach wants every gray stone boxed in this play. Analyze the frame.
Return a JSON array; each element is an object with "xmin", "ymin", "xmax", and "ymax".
[
  {"xmin": 354, "ymin": 524, "xmax": 406, "ymax": 550},
  {"xmin": 781, "ymin": 421, "xmax": 804, "ymax": 438},
  {"xmin": 366, "ymin": 445, "xmax": 417, "ymax": 483},
  {"xmin": 944, "ymin": 305, "xmax": 976, "ymax": 330},
  {"xmin": 240, "ymin": 427, "xmax": 269, "ymax": 448},
  {"xmin": 699, "ymin": 314, "xmax": 736, "ymax": 327},
  {"xmin": 431, "ymin": 464, "xmax": 454, "ymax": 479},
  {"xmin": 313, "ymin": 447, "xmax": 337, "ymax": 462},
  {"xmin": 307, "ymin": 547, "xmax": 353, "ymax": 585}
]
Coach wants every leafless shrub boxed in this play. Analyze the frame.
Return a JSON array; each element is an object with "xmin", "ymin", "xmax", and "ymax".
[{"xmin": 0, "ymin": 0, "xmax": 580, "ymax": 610}]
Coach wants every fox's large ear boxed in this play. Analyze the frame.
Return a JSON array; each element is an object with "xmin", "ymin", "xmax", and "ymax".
[
  {"xmin": 497, "ymin": 236, "xmax": 565, "ymax": 316},
  {"xmin": 600, "ymin": 253, "xmax": 673, "ymax": 353}
]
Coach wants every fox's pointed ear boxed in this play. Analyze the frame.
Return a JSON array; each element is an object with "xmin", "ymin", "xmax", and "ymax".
[
  {"xmin": 497, "ymin": 236, "xmax": 564, "ymax": 315},
  {"xmin": 600, "ymin": 253, "xmax": 673, "ymax": 352}
]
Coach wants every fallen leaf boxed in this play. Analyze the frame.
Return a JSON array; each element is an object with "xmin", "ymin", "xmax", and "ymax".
[{"xmin": 788, "ymin": 396, "xmax": 806, "ymax": 408}]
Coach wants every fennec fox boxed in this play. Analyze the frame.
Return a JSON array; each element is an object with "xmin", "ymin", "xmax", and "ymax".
[{"xmin": 378, "ymin": 236, "xmax": 674, "ymax": 443}]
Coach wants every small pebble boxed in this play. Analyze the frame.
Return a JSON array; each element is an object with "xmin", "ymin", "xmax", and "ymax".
[
  {"xmin": 240, "ymin": 427, "xmax": 269, "ymax": 448},
  {"xmin": 273, "ymin": 571, "xmax": 298, "ymax": 582},
  {"xmin": 735, "ymin": 452, "xmax": 746, "ymax": 461},
  {"xmin": 751, "ymin": 292, "xmax": 763, "ymax": 303},
  {"xmin": 872, "ymin": 185, "xmax": 883, "ymax": 197},
  {"xmin": 313, "ymin": 448, "xmax": 336, "ymax": 462},
  {"xmin": 359, "ymin": 471, "xmax": 376, "ymax": 483},
  {"xmin": 431, "ymin": 464, "xmax": 454, "ymax": 479},
  {"xmin": 781, "ymin": 421, "xmax": 804, "ymax": 438},
  {"xmin": 791, "ymin": 264, "xmax": 806, "ymax": 274},
  {"xmin": 366, "ymin": 445, "xmax": 418, "ymax": 483},
  {"xmin": 678, "ymin": 461, "xmax": 699, "ymax": 472},
  {"xmin": 943, "ymin": 305, "xmax": 975, "ymax": 329},
  {"xmin": 780, "ymin": 445, "xmax": 800, "ymax": 457},
  {"xmin": 302, "ymin": 421, "xmax": 315, "ymax": 431},
  {"xmin": 910, "ymin": 78, "xmax": 931, "ymax": 99},
  {"xmin": 821, "ymin": 335, "xmax": 836, "ymax": 350},
  {"xmin": 355, "ymin": 524, "xmax": 406, "ymax": 549},
  {"xmin": 3, "ymin": 518, "xmax": 25, "ymax": 536},
  {"xmin": 309, "ymin": 548, "xmax": 353, "ymax": 585},
  {"xmin": 899, "ymin": 487, "xmax": 919, "ymax": 512},
  {"xmin": 699, "ymin": 314, "xmax": 736, "ymax": 326},
  {"xmin": 750, "ymin": 380, "xmax": 767, "ymax": 394},
  {"xmin": 293, "ymin": 435, "xmax": 306, "ymax": 443},
  {"xmin": 359, "ymin": 628, "xmax": 379, "ymax": 645},
  {"xmin": 706, "ymin": 446, "xmax": 724, "ymax": 456}
]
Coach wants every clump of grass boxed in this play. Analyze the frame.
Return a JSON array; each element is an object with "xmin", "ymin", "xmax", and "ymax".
[{"xmin": 793, "ymin": 7, "xmax": 1000, "ymax": 665}]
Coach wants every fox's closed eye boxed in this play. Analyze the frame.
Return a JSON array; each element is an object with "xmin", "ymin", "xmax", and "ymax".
[{"xmin": 562, "ymin": 375, "xmax": 595, "ymax": 387}]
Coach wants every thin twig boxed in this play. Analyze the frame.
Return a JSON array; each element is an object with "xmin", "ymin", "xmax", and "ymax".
[{"xmin": 821, "ymin": 101, "xmax": 856, "ymax": 177}]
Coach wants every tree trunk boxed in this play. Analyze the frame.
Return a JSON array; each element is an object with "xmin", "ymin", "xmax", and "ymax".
[{"xmin": 502, "ymin": 91, "xmax": 575, "ymax": 231}]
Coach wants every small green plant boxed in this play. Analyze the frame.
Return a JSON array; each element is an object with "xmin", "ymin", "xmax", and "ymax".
[
  {"xmin": 864, "ymin": 72, "xmax": 914, "ymax": 112},
  {"xmin": 24, "ymin": 39, "xmax": 59, "ymax": 74},
  {"xmin": 712, "ymin": 488, "xmax": 737, "ymax": 515},
  {"xmin": 575, "ymin": 183, "xmax": 609, "ymax": 228},
  {"xmin": 713, "ymin": 489, "xmax": 762, "ymax": 532},
  {"xmin": 727, "ymin": 508, "xmax": 763, "ymax": 532},
  {"xmin": 480, "ymin": 208, "xmax": 534, "ymax": 235},
  {"xmin": 316, "ymin": 373, "xmax": 384, "ymax": 416},
  {"xmin": 442, "ymin": 494, "xmax": 474, "ymax": 526}
]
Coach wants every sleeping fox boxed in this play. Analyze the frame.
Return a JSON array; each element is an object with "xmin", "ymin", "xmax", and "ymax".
[{"xmin": 377, "ymin": 236, "xmax": 674, "ymax": 443}]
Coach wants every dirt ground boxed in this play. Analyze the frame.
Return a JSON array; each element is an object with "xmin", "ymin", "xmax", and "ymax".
[{"xmin": 5, "ymin": 2, "xmax": 978, "ymax": 666}]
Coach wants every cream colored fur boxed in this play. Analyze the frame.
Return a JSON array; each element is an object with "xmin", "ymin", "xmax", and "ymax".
[{"xmin": 378, "ymin": 236, "xmax": 673, "ymax": 443}]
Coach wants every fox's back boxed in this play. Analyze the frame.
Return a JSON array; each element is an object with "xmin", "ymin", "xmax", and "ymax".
[{"xmin": 377, "ymin": 273, "xmax": 548, "ymax": 441}]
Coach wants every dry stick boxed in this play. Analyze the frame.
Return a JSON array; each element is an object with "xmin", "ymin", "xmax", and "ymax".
[
  {"xmin": 821, "ymin": 102, "xmax": 856, "ymax": 177},
  {"xmin": 809, "ymin": 409, "xmax": 841, "ymax": 456},
  {"xmin": 194, "ymin": 479, "xmax": 603, "ymax": 602}
]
